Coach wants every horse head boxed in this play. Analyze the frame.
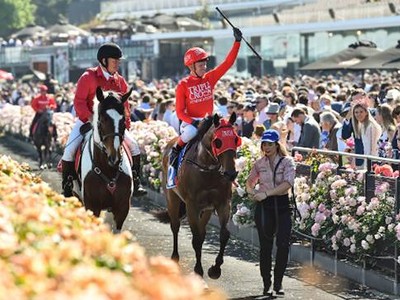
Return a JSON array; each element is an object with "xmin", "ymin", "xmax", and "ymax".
[
  {"xmin": 201, "ymin": 112, "xmax": 241, "ymax": 182},
  {"xmin": 94, "ymin": 87, "xmax": 132, "ymax": 167}
]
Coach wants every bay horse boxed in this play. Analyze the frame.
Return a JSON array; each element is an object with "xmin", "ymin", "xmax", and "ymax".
[
  {"xmin": 32, "ymin": 108, "xmax": 56, "ymax": 169},
  {"xmin": 73, "ymin": 87, "xmax": 133, "ymax": 233},
  {"xmin": 155, "ymin": 113, "xmax": 241, "ymax": 279}
]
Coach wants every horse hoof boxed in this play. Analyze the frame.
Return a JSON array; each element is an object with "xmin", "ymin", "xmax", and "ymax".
[{"xmin": 207, "ymin": 265, "xmax": 221, "ymax": 279}]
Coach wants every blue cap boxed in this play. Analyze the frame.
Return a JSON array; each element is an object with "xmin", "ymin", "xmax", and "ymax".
[{"xmin": 261, "ymin": 129, "xmax": 280, "ymax": 143}]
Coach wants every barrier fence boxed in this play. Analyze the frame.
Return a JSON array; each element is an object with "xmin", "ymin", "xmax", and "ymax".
[{"xmin": 292, "ymin": 146, "xmax": 400, "ymax": 295}]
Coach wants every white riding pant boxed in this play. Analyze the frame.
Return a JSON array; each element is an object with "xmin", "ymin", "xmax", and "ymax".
[
  {"xmin": 62, "ymin": 119, "xmax": 140, "ymax": 162},
  {"xmin": 180, "ymin": 119, "xmax": 201, "ymax": 143}
]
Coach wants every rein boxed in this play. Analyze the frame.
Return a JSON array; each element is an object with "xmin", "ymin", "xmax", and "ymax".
[{"xmin": 89, "ymin": 132, "xmax": 123, "ymax": 195}]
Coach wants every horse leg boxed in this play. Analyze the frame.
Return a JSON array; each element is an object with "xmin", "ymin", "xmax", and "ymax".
[
  {"xmin": 167, "ymin": 191, "xmax": 182, "ymax": 262},
  {"xmin": 208, "ymin": 204, "xmax": 231, "ymax": 279},
  {"xmin": 112, "ymin": 194, "xmax": 130, "ymax": 232},
  {"xmin": 187, "ymin": 207, "xmax": 210, "ymax": 277}
]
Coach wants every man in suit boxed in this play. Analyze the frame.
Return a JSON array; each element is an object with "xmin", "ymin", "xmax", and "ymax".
[{"xmin": 291, "ymin": 107, "xmax": 321, "ymax": 149}]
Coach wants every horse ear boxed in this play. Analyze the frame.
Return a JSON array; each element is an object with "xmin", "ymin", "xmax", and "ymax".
[
  {"xmin": 96, "ymin": 87, "xmax": 104, "ymax": 102},
  {"xmin": 213, "ymin": 114, "xmax": 220, "ymax": 127},
  {"xmin": 121, "ymin": 88, "xmax": 133, "ymax": 103},
  {"xmin": 229, "ymin": 112, "xmax": 237, "ymax": 125}
]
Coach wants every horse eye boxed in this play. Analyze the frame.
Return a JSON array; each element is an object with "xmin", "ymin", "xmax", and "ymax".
[{"xmin": 214, "ymin": 138, "xmax": 222, "ymax": 149}]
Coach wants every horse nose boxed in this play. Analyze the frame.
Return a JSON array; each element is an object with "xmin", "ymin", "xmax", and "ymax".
[{"xmin": 223, "ymin": 170, "xmax": 238, "ymax": 182}]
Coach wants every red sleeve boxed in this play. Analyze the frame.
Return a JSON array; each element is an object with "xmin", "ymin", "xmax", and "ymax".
[
  {"xmin": 208, "ymin": 41, "xmax": 240, "ymax": 86},
  {"xmin": 74, "ymin": 72, "xmax": 94, "ymax": 123},
  {"xmin": 31, "ymin": 95, "xmax": 39, "ymax": 112},
  {"xmin": 175, "ymin": 80, "xmax": 193, "ymax": 124}
]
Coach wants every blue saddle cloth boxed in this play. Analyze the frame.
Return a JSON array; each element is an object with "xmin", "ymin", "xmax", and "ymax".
[{"xmin": 166, "ymin": 145, "xmax": 188, "ymax": 189}]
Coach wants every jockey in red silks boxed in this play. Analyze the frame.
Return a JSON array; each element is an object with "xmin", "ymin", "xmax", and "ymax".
[
  {"xmin": 60, "ymin": 42, "xmax": 147, "ymax": 198},
  {"xmin": 29, "ymin": 84, "xmax": 57, "ymax": 139},
  {"xmin": 169, "ymin": 27, "xmax": 242, "ymax": 169}
]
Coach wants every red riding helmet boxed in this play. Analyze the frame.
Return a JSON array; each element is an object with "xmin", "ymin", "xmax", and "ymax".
[{"xmin": 184, "ymin": 47, "xmax": 209, "ymax": 66}]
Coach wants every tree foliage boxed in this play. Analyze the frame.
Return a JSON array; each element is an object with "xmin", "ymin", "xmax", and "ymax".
[
  {"xmin": 32, "ymin": 0, "xmax": 73, "ymax": 27},
  {"xmin": 0, "ymin": 0, "xmax": 35, "ymax": 38}
]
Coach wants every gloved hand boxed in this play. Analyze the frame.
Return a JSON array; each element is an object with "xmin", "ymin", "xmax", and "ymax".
[
  {"xmin": 233, "ymin": 27, "xmax": 242, "ymax": 42},
  {"xmin": 254, "ymin": 192, "xmax": 267, "ymax": 202},
  {"xmin": 191, "ymin": 120, "xmax": 200, "ymax": 128},
  {"xmin": 80, "ymin": 122, "xmax": 93, "ymax": 135}
]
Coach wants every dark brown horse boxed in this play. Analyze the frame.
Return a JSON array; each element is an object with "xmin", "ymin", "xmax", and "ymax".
[
  {"xmin": 155, "ymin": 113, "xmax": 241, "ymax": 279},
  {"xmin": 74, "ymin": 87, "xmax": 133, "ymax": 233},
  {"xmin": 32, "ymin": 108, "xmax": 56, "ymax": 169}
]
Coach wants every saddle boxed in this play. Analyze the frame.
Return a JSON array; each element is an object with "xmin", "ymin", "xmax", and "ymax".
[{"xmin": 166, "ymin": 142, "xmax": 194, "ymax": 189}]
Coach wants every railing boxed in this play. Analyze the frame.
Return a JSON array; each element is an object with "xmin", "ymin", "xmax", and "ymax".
[
  {"xmin": 292, "ymin": 146, "xmax": 400, "ymax": 295},
  {"xmin": 0, "ymin": 42, "xmax": 155, "ymax": 69}
]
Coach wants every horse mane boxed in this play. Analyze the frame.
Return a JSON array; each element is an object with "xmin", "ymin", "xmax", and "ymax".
[{"xmin": 194, "ymin": 115, "xmax": 214, "ymax": 141}]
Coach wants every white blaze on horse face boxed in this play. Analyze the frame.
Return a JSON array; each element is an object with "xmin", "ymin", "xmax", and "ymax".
[{"xmin": 107, "ymin": 109, "xmax": 123, "ymax": 151}]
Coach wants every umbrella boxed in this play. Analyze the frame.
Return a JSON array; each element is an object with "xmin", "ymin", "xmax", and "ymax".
[
  {"xmin": 350, "ymin": 41, "xmax": 400, "ymax": 70},
  {"xmin": 0, "ymin": 69, "xmax": 14, "ymax": 81},
  {"xmin": 300, "ymin": 41, "xmax": 381, "ymax": 71},
  {"xmin": 47, "ymin": 21, "xmax": 90, "ymax": 39},
  {"xmin": 142, "ymin": 14, "xmax": 178, "ymax": 31},
  {"xmin": 91, "ymin": 20, "xmax": 130, "ymax": 33},
  {"xmin": 10, "ymin": 24, "xmax": 46, "ymax": 39},
  {"xmin": 176, "ymin": 16, "xmax": 205, "ymax": 31}
]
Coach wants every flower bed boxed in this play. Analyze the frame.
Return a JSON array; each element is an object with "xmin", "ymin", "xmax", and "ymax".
[{"xmin": 0, "ymin": 155, "xmax": 224, "ymax": 299}]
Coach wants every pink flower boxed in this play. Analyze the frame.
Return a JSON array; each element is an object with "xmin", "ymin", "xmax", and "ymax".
[
  {"xmin": 294, "ymin": 152, "xmax": 303, "ymax": 162},
  {"xmin": 356, "ymin": 206, "xmax": 365, "ymax": 216},
  {"xmin": 311, "ymin": 223, "xmax": 320, "ymax": 237},
  {"xmin": 346, "ymin": 137, "xmax": 355, "ymax": 148}
]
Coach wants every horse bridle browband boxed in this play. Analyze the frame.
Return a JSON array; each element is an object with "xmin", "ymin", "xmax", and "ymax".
[{"xmin": 184, "ymin": 139, "xmax": 238, "ymax": 182}]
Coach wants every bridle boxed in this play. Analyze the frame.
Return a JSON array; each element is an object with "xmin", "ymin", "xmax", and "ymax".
[{"xmin": 185, "ymin": 123, "xmax": 240, "ymax": 183}]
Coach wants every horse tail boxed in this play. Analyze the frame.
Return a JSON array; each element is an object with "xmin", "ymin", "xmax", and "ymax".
[
  {"xmin": 152, "ymin": 209, "xmax": 171, "ymax": 223},
  {"xmin": 152, "ymin": 201, "xmax": 186, "ymax": 224}
]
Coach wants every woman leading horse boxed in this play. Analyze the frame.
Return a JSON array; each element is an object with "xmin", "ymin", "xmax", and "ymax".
[{"xmin": 156, "ymin": 113, "xmax": 241, "ymax": 279}]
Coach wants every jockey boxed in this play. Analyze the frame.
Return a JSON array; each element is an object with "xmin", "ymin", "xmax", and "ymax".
[
  {"xmin": 60, "ymin": 42, "xmax": 147, "ymax": 198},
  {"xmin": 169, "ymin": 27, "xmax": 242, "ymax": 169},
  {"xmin": 29, "ymin": 84, "xmax": 57, "ymax": 139}
]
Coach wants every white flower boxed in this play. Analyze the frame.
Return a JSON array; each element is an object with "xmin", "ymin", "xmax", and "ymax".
[
  {"xmin": 366, "ymin": 235, "xmax": 374, "ymax": 244},
  {"xmin": 350, "ymin": 244, "xmax": 356, "ymax": 253},
  {"xmin": 385, "ymin": 216, "xmax": 392, "ymax": 225},
  {"xmin": 343, "ymin": 238, "xmax": 351, "ymax": 247},
  {"xmin": 361, "ymin": 240, "xmax": 369, "ymax": 250},
  {"xmin": 235, "ymin": 186, "xmax": 245, "ymax": 197}
]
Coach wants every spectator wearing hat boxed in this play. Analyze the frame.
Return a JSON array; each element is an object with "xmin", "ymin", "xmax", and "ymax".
[
  {"xmin": 246, "ymin": 129, "xmax": 295, "ymax": 297},
  {"xmin": 385, "ymin": 89, "xmax": 400, "ymax": 107},
  {"xmin": 263, "ymin": 102, "xmax": 280, "ymax": 129},
  {"xmin": 291, "ymin": 108, "xmax": 321, "ymax": 149},
  {"xmin": 29, "ymin": 84, "xmax": 57, "ymax": 140},
  {"xmin": 241, "ymin": 103, "xmax": 256, "ymax": 138}
]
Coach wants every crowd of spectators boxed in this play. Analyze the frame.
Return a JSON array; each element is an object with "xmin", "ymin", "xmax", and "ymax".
[{"xmin": 2, "ymin": 70, "xmax": 400, "ymax": 168}]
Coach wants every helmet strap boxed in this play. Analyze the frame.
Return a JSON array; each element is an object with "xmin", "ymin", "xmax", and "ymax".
[
  {"xmin": 190, "ymin": 63, "xmax": 202, "ymax": 78},
  {"xmin": 100, "ymin": 58, "xmax": 115, "ymax": 76}
]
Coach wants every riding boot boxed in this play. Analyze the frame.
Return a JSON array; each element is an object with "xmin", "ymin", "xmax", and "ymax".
[
  {"xmin": 169, "ymin": 143, "xmax": 183, "ymax": 169},
  {"xmin": 132, "ymin": 155, "xmax": 147, "ymax": 197},
  {"xmin": 61, "ymin": 160, "xmax": 76, "ymax": 197}
]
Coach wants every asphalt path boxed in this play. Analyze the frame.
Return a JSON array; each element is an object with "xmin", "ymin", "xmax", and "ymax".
[{"xmin": 0, "ymin": 134, "xmax": 396, "ymax": 300}]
